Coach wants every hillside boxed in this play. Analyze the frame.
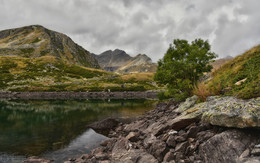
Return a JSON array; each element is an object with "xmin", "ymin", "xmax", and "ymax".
[
  {"xmin": 201, "ymin": 44, "xmax": 260, "ymax": 99},
  {"xmin": 0, "ymin": 25, "xmax": 99, "ymax": 68},
  {"xmin": 0, "ymin": 26, "xmax": 157, "ymax": 92},
  {"xmin": 93, "ymin": 49, "xmax": 157, "ymax": 74}
]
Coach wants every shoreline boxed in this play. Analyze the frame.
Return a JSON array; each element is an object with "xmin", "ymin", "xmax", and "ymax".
[{"xmin": 0, "ymin": 91, "xmax": 158, "ymax": 99}]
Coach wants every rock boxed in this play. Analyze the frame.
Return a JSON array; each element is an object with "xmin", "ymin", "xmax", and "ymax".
[
  {"xmin": 237, "ymin": 157, "xmax": 260, "ymax": 163},
  {"xmin": 187, "ymin": 126, "xmax": 199, "ymax": 138},
  {"xmin": 239, "ymin": 149, "xmax": 250, "ymax": 158},
  {"xmin": 100, "ymin": 138, "xmax": 117, "ymax": 151},
  {"xmin": 143, "ymin": 120, "xmax": 169, "ymax": 136},
  {"xmin": 196, "ymin": 130, "xmax": 215, "ymax": 143},
  {"xmin": 199, "ymin": 130, "xmax": 259, "ymax": 163},
  {"xmin": 175, "ymin": 95, "xmax": 199, "ymax": 113},
  {"xmin": 235, "ymin": 78, "xmax": 247, "ymax": 85},
  {"xmin": 201, "ymin": 96, "xmax": 260, "ymax": 128},
  {"xmin": 99, "ymin": 161, "xmax": 110, "ymax": 163},
  {"xmin": 163, "ymin": 150, "xmax": 175, "ymax": 162},
  {"xmin": 166, "ymin": 135, "xmax": 176, "ymax": 147},
  {"xmin": 126, "ymin": 132, "xmax": 139, "ymax": 142},
  {"xmin": 75, "ymin": 158, "xmax": 84, "ymax": 162},
  {"xmin": 168, "ymin": 130, "xmax": 178, "ymax": 135},
  {"xmin": 175, "ymin": 142, "xmax": 188, "ymax": 153},
  {"xmin": 173, "ymin": 152, "xmax": 183, "ymax": 162},
  {"xmin": 112, "ymin": 138, "xmax": 158, "ymax": 163},
  {"xmin": 23, "ymin": 156, "xmax": 51, "ymax": 163},
  {"xmin": 94, "ymin": 152, "xmax": 109, "ymax": 160},
  {"xmin": 165, "ymin": 113, "xmax": 200, "ymax": 131},
  {"xmin": 251, "ymin": 148, "xmax": 260, "ymax": 156},
  {"xmin": 144, "ymin": 134, "xmax": 168, "ymax": 161},
  {"xmin": 175, "ymin": 136, "xmax": 186, "ymax": 142},
  {"xmin": 91, "ymin": 147, "xmax": 104, "ymax": 155},
  {"xmin": 124, "ymin": 120, "xmax": 148, "ymax": 132},
  {"xmin": 88, "ymin": 118, "xmax": 119, "ymax": 131}
]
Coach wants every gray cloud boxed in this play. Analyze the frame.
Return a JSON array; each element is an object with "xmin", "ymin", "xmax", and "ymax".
[{"xmin": 0, "ymin": 0, "xmax": 259, "ymax": 61}]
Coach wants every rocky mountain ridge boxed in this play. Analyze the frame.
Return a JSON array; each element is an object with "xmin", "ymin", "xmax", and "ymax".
[
  {"xmin": 93, "ymin": 49, "xmax": 157, "ymax": 74},
  {"xmin": 0, "ymin": 25, "xmax": 99, "ymax": 68}
]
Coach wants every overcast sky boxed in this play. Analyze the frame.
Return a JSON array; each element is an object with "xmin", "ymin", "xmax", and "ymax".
[{"xmin": 0, "ymin": 0, "xmax": 260, "ymax": 61}]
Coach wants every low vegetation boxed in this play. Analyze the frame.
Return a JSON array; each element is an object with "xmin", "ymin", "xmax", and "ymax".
[
  {"xmin": 0, "ymin": 56, "xmax": 157, "ymax": 92},
  {"xmin": 199, "ymin": 45, "xmax": 260, "ymax": 99},
  {"xmin": 196, "ymin": 44, "xmax": 260, "ymax": 99}
]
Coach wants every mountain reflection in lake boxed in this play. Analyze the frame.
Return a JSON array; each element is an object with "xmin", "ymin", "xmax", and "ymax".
[{"xmin": 0, "ymin": 99, "xmax": 156, "ymax": 162}]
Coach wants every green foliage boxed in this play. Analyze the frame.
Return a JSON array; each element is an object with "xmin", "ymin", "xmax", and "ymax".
[{"xmin": 154, "ymin": 39, "xmax": 217, "ymax": 101}]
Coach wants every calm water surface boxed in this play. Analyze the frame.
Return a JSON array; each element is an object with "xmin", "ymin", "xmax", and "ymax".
[{"xmin": 0, "ymin": 99, "xmax": 156, "ymax": 163}]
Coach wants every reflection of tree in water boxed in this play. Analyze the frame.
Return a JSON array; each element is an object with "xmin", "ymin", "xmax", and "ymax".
[{"xmin": 0, "ymin": 99, "xmax": 155, "ymax": 156}]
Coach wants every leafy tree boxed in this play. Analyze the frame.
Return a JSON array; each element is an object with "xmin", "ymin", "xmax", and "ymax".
[{"xmin": 154, "ymin": 39, "xmax": 217, "ymax": 101}]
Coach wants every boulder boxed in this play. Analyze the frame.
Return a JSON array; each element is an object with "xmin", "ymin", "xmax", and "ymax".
[
  {"xmin": 201, "ymin": 96, "xmax": 260, "ymax": 128},
  {"xmin": 88, "ymin": 118, "xmax": 119, "ymax": 132},
  {"xmin": 199, "ymin": 129, "xmax": 259, "ymax": 163}
]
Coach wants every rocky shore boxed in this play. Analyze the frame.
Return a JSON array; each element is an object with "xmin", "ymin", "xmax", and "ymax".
[
  {"xmin": 0, "ymin": 91, "xmax": 158, "ymax": 99},
  {"xmin": 24, "ymin": 96, "xmax": 260, "ymax": 163}
]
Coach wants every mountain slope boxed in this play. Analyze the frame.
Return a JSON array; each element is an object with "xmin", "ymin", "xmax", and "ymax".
[
  {"xmin": 0, "ymin": 25, "xmax": 99, "ymax": 68},
  {"xmin": 205, "ymin": 44, "xmax": 260, "ymax": 99}
]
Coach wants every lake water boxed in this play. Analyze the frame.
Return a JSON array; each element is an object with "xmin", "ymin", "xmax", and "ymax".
[{"xmin": 0, "ymin": 99, "xmax": 156, "ymax": 163}]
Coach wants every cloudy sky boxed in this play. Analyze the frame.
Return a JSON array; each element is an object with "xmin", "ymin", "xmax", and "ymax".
[{"xmin": 0, "ymin": 0, "xmax": 260, "ymax": 61}]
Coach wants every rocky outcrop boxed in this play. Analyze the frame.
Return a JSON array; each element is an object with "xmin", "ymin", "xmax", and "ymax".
[{"xmin": 199, "ymin": 96, "xmax": 260, "ymax": 128}]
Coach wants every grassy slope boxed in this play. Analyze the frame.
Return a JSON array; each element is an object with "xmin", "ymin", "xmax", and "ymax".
[
  {"xmin": 0, "ymin": 56, "xmax": 157, "ymax": 92},
  {"xmin": 205, "ymin": 44, "xmax": 260, "ymax": 99}
]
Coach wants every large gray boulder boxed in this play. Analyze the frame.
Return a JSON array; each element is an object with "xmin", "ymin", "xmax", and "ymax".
[{"xmin": 201, "ymin": 96, "xmax": 260, "ymax": 128}]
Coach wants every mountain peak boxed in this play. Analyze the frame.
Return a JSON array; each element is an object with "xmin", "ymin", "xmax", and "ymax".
[{"xmin": 0, "ymin": 25, "xmax": 99, "ymax": 68}]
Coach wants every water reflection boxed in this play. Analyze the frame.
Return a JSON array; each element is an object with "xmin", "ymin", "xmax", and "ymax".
[{"xmin": 0, "ymin": 99, "xmax": 155, "ymax": 162}]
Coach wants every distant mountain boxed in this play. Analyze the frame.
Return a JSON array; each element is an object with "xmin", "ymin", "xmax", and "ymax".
[
  {"xmin": 116, "ymin": 54, "xmax": 157, "ymax": 74},
  {"xmin": 0, "ymin": 25, "xmax": 99, "ymax": 68},
  {"xmin": 93, "ymin": 49, "xmax": 132, "ymax": 71},
  {"xmin": 93, "ymin": 49, "xmax": 157, "ymax": 74},
  {"xmin": 211, "ymin": 56, "xmax": 233, "ymax": 71}
]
